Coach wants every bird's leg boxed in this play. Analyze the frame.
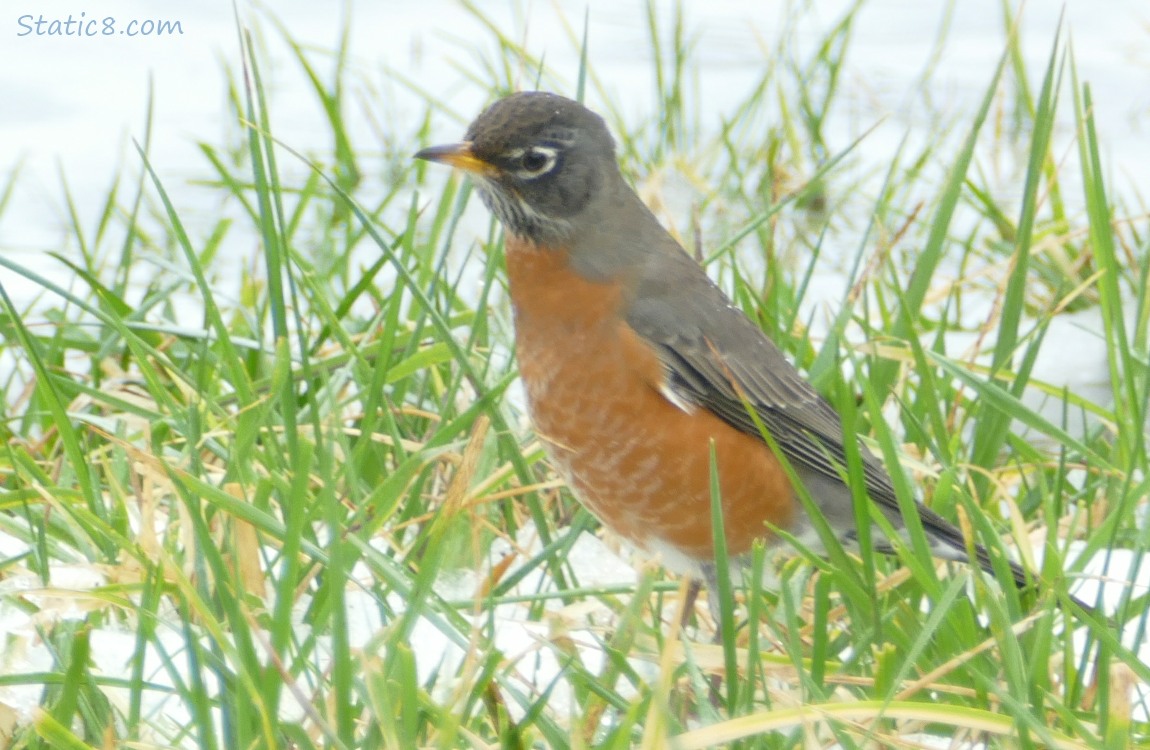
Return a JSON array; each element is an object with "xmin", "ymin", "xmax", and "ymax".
[
  {"xmin": 680, "ymin": 577, "xmax": 703, "ymax": 630},
  {"xmin": 696, "ymin": 563, "xmax": 732, "ymax": 709}
]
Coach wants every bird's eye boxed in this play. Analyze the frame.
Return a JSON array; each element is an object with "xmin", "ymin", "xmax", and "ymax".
[{"xmin": 514, "ymin": 146, "xmax": 559, "ymax": 178}]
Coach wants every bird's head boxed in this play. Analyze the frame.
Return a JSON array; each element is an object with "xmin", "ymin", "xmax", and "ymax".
[{"xmin": 415, "ymin": 92, "xmax": 619, "ymax": 247}]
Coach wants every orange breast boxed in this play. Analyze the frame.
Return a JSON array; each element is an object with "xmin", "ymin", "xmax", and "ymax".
[{"xmin": 505, "ymin": 237, "xmax": 796, "ymax": 571}]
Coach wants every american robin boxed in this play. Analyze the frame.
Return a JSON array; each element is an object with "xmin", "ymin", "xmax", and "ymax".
[{"xmin": 414, "ymin": 91, "xmax": 1055, "ymax": 605}]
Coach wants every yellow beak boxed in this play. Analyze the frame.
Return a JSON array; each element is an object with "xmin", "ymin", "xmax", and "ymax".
[{"xmin": 413, "ymin": 142, "xmax": 498, "ymax": 178}]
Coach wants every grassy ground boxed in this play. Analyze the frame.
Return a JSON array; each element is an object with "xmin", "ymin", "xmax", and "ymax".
[{"xmin": 1, "ymin": 2, "xmax": 1147, "ymax": 748}]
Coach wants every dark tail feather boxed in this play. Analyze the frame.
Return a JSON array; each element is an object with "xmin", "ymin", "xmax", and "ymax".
[
  {"xmin": 913, "ymin": 502, "xmax": 1101, "ymax": 619},
  {"xmin": 969, "ymin": 540, "xmax": 1102, "ymax": 619}
]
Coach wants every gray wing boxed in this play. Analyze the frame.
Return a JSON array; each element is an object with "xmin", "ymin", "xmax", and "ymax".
[
  {"xmin": 625, "ymin": 249, "xmax": 1032, "ymax": 589},
  {"xmin": 625, "ymin": 250, "xmax": 899, "ymax": 505}
]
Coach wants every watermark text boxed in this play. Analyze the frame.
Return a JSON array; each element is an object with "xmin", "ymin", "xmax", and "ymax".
[{"xmin": 17, "ymin": 13, "xmax": 184, "ymax": 38}]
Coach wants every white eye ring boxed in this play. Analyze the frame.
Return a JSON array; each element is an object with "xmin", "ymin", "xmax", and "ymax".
[{"xmin": 509, "ymin": 146, "xmax": 559, "ymax": 179}]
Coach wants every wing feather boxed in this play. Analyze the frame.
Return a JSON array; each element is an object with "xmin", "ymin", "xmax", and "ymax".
[{"xmin": 624, "ymin": 247, "xmax": 1033, "ymax": 590}]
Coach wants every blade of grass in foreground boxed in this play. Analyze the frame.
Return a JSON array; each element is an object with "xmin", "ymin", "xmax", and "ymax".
[
  {"xmin": 870, "ymin": 45, "xmax": 1009, "ymax": 398},
  {"xmin": 968, "ymin": 26, "xmax": 1065, "ymax": 496}
]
